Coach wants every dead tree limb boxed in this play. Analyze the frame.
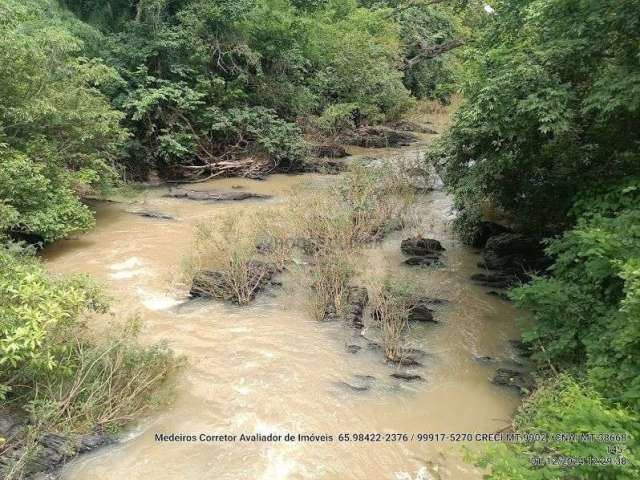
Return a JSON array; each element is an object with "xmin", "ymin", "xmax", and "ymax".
[{"xmin": 403, "ymin": 38, "xmax": 466, "ymax": 70}]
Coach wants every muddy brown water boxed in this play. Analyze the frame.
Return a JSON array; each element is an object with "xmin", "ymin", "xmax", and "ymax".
[{"xmin": 44, "ymin": 116, "xmax": 523, "ymax": 480}]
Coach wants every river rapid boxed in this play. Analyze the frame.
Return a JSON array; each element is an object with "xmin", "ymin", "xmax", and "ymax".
[{"xmin": 43, "ymin": 108, "xmax": 522, "ymax": 480}]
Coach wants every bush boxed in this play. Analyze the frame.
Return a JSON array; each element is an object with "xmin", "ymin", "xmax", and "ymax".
[
  {"xmin": 315, "ymin": 103, "xmax": 359, "ymax": 133},
  {"xmin": 0, "ymin": 151, "xmax": 96, "ymax": 243},
  {"xmin": 0, "ymin": 247, "xmax": 178, "ymax": 478},
  {"xmin": 0, "ymin": 248, "xmax": 108, "ymax": 390},
  {"xmin": 371, "ymin": 278, "xmax": 415, "ymax": 362},
  {"xmin": 338, "ymin": 160, "xmax": 417, "ymax": 242},
  {"xmin": 187, "ymin": 213, "xmax": 293, "ymax": 305},
  {"xmin": 429, "ymin": 0, "xmax": 640, "ymax": 236},
  {"xmin": 512, "ymin": 182, "xmax": 640, "ymax": 410},
  {"xmin": 475, "ymin": 374, "xmax": 640, "ymax": 480}
]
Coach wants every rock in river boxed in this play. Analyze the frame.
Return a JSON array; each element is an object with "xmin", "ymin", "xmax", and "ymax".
[
  {"xmin": 310, "ymin": 144, "xmax": 350, "ymax": 158},
  {"xmin": 390, "ymin": 372, "xmax": 424, "ymax": 382},
  {"xmin": 491, "ymin": 368, "xmax": 535, "ymax": 394},
  {"xmin": 407, "ymin": 299, "xmax": 438, "ymax": 323},
  {"xmin": 401, "ymin": 237, "xmax": 445, "ymax": 256},
  {"xmin": 165, "ymin": 187, "xmax": 271, "ymax": 202},
  {"xmin": 343, "ymin": 286, "xmax": 369, "ymax": 328},
  {"xmin": 335, "ymin": 375, "xmax": 376, "ymax": 393},
  {"xmin": 190, "ymin": 261, "xmax": 277, "ymax": 303},
  {"xmin": 126, "ymin": 209, "xmax": 175, "ymax": 220},
  {"xmin": 403, "ymin": 256, "xmax": 441, "ymax": 267}
]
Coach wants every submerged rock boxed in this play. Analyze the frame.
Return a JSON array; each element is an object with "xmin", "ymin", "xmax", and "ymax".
[
  {"xmin": 164, "ymin": 187, "xmax": 271, "ymax": 202},
  {"xmin": 401, "ymin": 237, "xmax": 445, "ymax": 256},
  {"xmin": 474, "ymin": 356, "xmax": 498, "ymax": 364},
  {"xmin": 390, "ymin": 372, "xmax": 424, "ymax": 382},
  {"xmin": 403, "ymin": 256, "xmax": 441, "ymax": 267},
  {"xmin": 126, "ymin": 209, "xmax": 175, "ymax": 220},
  {"xmin": 335, "ymin": 375, "xmax": 376, "ymax": 393},
  {"xmin": 310, "ymin": 144, "xmax": 350, "ymax": 158},
  {"xmin": 407, "ymin": 300, "xmax": 437, "ymax": 323},
  {"xmin": 491, "ymin": 368, "xmax": 535, "ymax": 394},
  {"xmin": 470, "ymin": 273, "xmax": 515, "ymax": 289}
]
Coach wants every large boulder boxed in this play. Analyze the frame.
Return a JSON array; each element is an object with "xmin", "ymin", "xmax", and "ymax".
[
  {"xmin": 481, "ymin": 233, "xmax": 551, "ymax": 277},
  {"xmin": 401, "ymin": 237, "xmax": 445, "ymax": 256},
  {"xmin": 338, "ymin": 126, "xmax": 417, "ymax": 148},
  {"xmin": 310, "ymin": 144, "xmax": 349, "ymax": 158}
]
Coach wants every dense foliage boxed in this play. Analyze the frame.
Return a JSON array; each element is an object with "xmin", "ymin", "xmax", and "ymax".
[
  {"xmin": 0, "ymin": 0, "xmax": 459, "ymax": 242},
  {"xmin": 62, "ymin": 0, "xmax": 458, "ymax": 176},
  {"xmin": 514, "ymin": 182, "xmax": 640, "ymax": 410},
  {"xmin": 476, "ymin": 375, "xmax": 640, "ymax": 479},
  {"xmin": 0, "ymin": 246, "xmax": 178, "ymax": 477},
  {"xmin": 0, "ymin": 0, "xmax": 127, "ymax": 242},
  {"xmin": 429, "ymin": 1, "xmax": 640, "ymax": 476},
  {"xmin": 429, "ymin": 0, "xmax": 640, "ymax": 237}
]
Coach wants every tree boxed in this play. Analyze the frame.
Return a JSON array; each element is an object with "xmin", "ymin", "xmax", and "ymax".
[
  {"xmin": 0, "ymin": 0, "xmax": 126, "ymax": 242},
  {"xmin": 429, "ymin": 0, "xmax": 640, "ymax": 237}
]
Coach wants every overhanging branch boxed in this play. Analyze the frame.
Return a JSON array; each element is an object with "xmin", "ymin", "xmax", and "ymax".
[{"xmin": 403, "ymin": 38, "xmax": 466, "ymax": 70}]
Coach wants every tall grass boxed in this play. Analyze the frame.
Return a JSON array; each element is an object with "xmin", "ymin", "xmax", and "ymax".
[
  {"xmin": 184, "ymin": 159, "xmax": 420, "ymax": 314},
  {"xmin": 306, "ymin": 250, "xmax": 355, "ymax": 321},
  {"xmin": 186, "ymin": 213, "xmax": 293, "ymax": 304},
  {"xmin": 338, "ymin": 160, "xmax": 417, "ymax": 242},
  {"xmin": 371, "ymin": 277, "xmax": 420, "ymax": 362}
]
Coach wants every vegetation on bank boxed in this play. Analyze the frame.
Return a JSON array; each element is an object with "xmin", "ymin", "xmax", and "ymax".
[
  {"xmin": 3, "ymin": 0, "xmax": 638, "ymax": 477},
  {"xmin": 0, "ymin": 244, "xmax": 179, "ymax": 479},
  {"xmin": 0, "ymin": 0, "xmax": 462, "ymax": 244},
  {"xmin": 428, "ymin": 0, "xmax": 640, "ymax": 476}
]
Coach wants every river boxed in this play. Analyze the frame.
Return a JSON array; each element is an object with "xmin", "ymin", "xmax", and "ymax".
[{"xmin": 43, "ymin": 107, "xmax": 522, "ymax": 480}]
